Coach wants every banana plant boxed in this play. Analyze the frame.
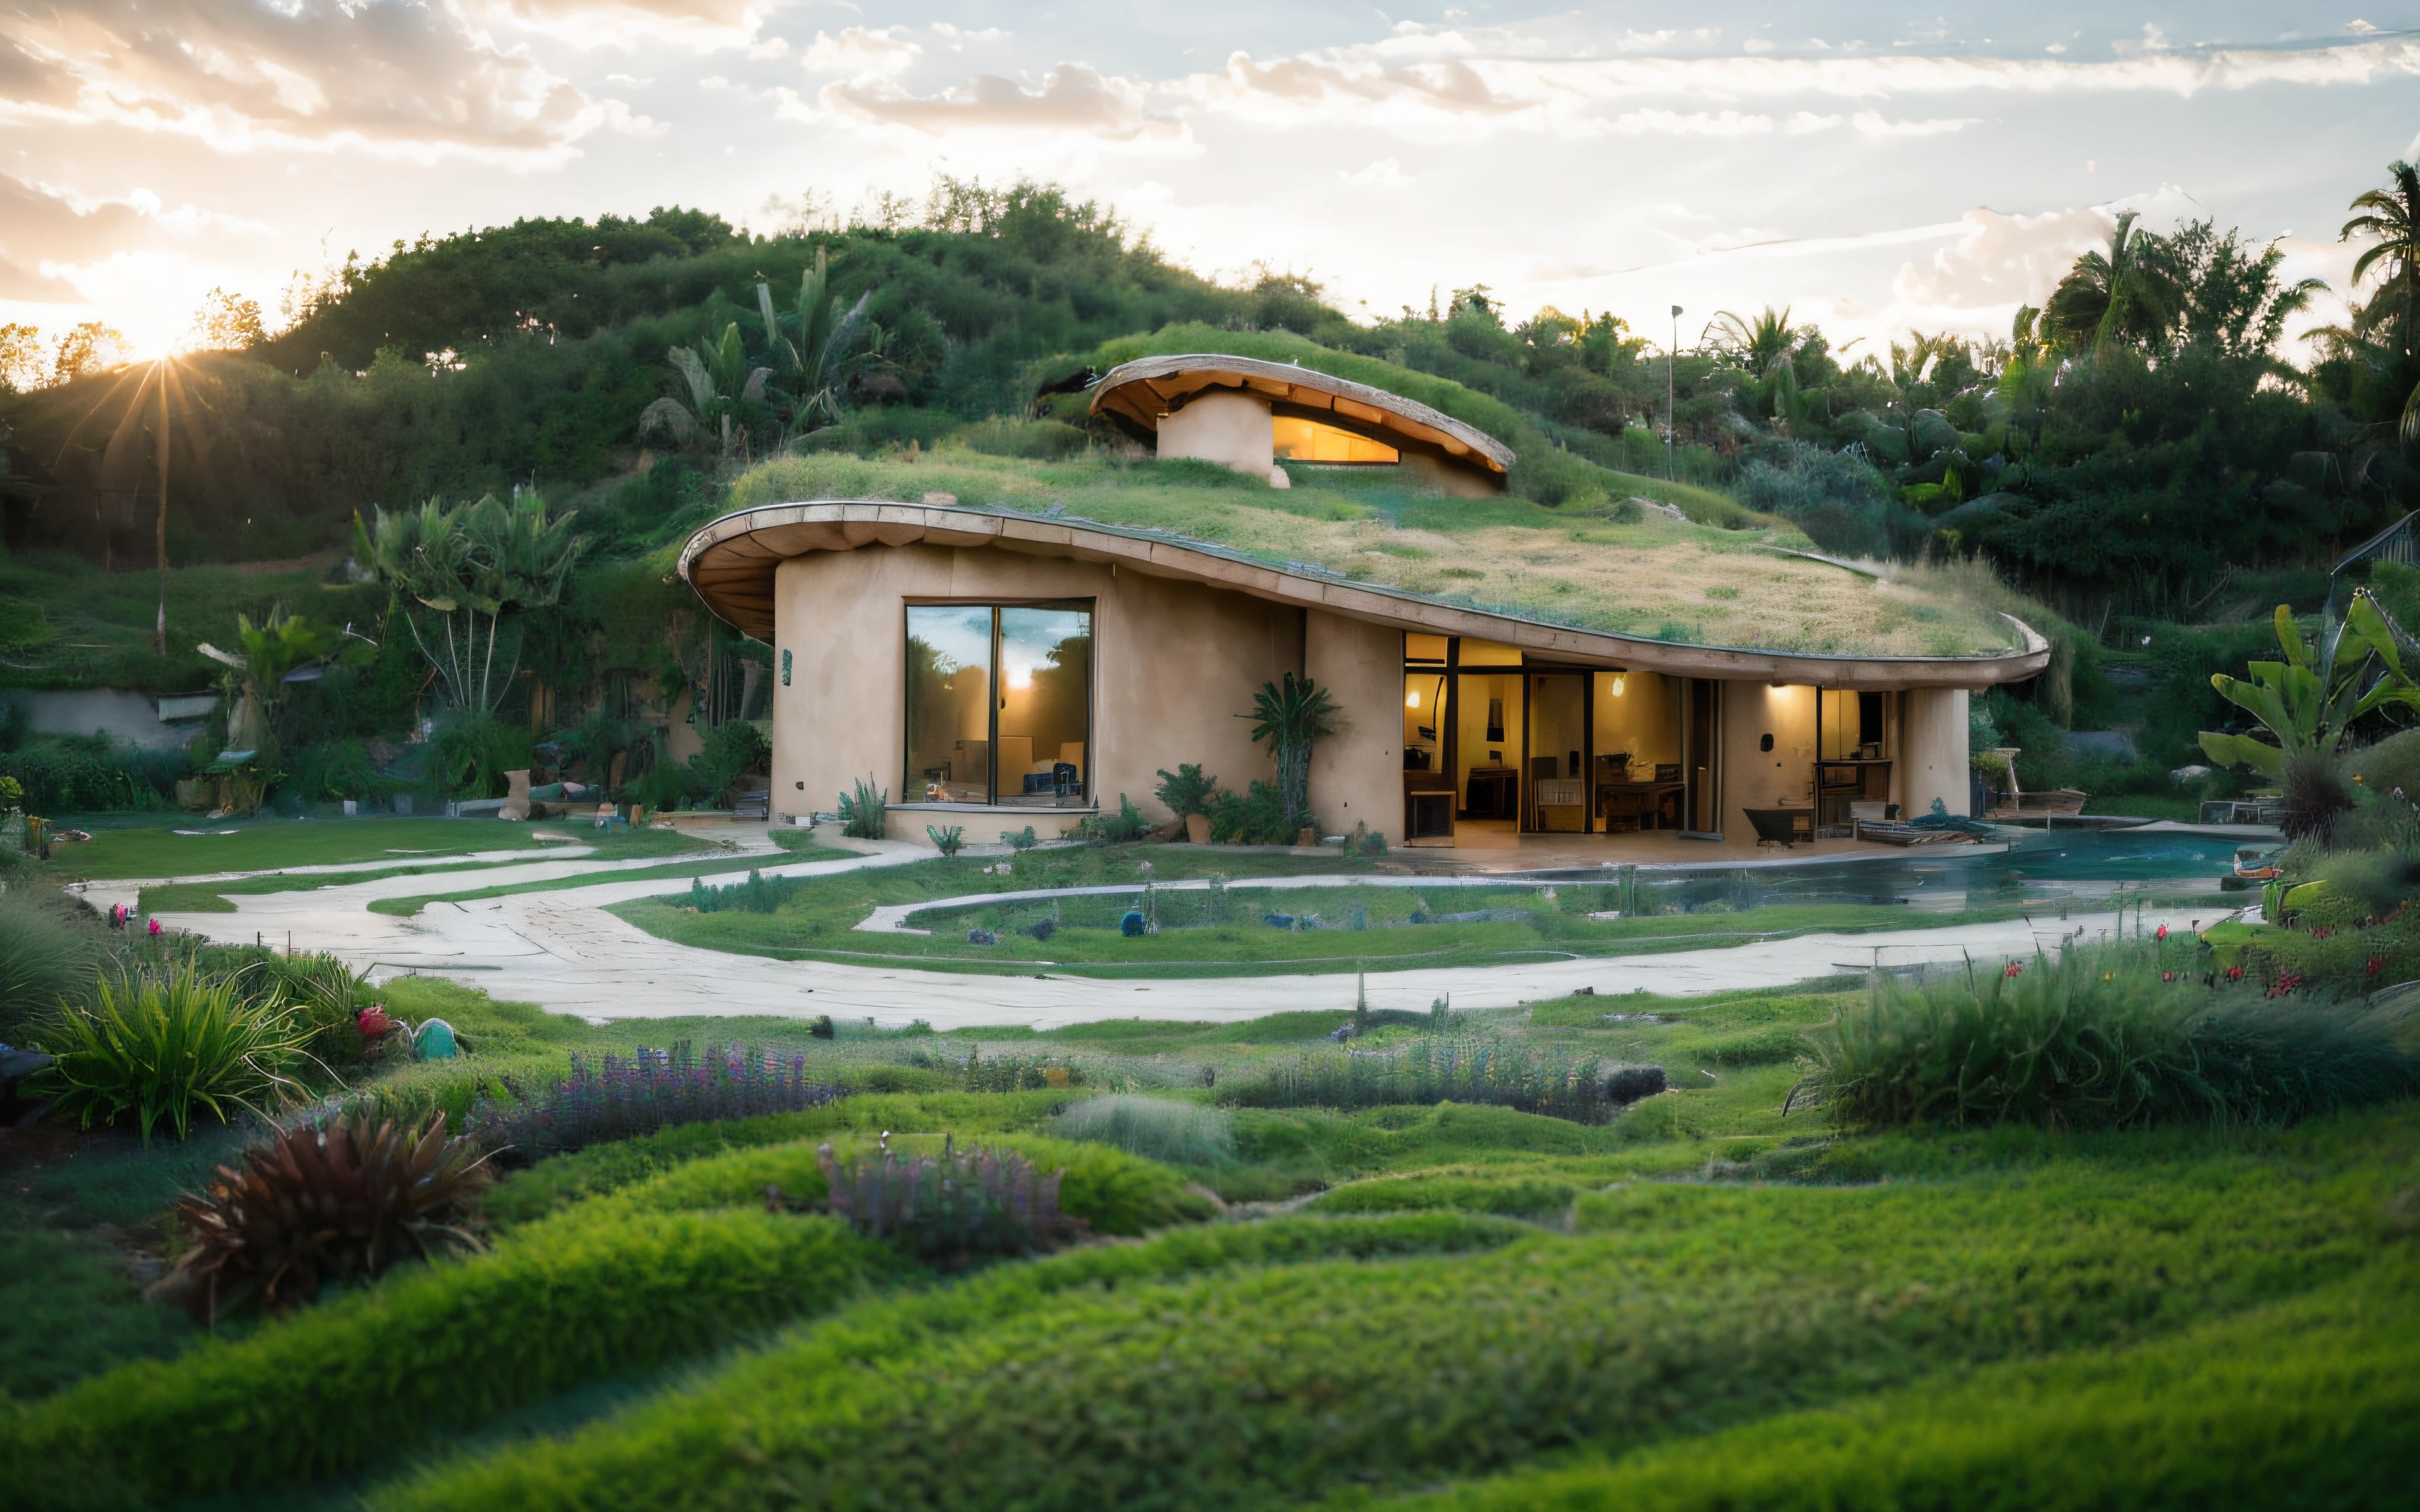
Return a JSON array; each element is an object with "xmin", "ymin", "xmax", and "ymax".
[
  {"xmin": 2200, "ymin": 594, "xmax": 2420, "ymax": 776},
  {"xmin": 637, "ymin": 322, "xmax": 772, "ymax": 458},
  {"xmin": 754, "ymin": 247, "xmax": 873, "ymax": 442}
]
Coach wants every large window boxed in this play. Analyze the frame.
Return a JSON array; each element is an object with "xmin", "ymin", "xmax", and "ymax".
[{"xmin": 905, "ymin": 602, "xmax": 1092, "ymax": 807}]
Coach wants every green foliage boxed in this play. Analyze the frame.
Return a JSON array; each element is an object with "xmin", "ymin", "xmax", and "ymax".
[
  {"xmin": 0, "ymin": 886, "xmax": 104, "ymax": 1040},
  {"xmin": 0, "ymin": 733, "xmax": 175, "ymax": 812},
  {"xmin": 1205, "ymin": 777, "xmax": 1292, "ymax": 844},
  {"xmin": 687, "ymin": 718, "xmax": 769, "ymax": 805},
  {"xmin": 11, "ymin": 1204, "xmax": 893, "ymax": 1504},
  {"xmin": 1076, "ymin": 792, "xmax": 1149, "ymax": 842},
  {"xmin": 1232, "ymin": 1028, "xmax": 1611, "ymax": 1123},
  {"xmin": 1248, "ymin": 672, "xmax": 1340, "ymax": 835},
  {"xmin": 1053, "ymin": 1094, "xmax": 1234, "ymax": 1167},
  {"xmin": 1803, "ymin": 943, "xmax": 2420, "ymax": 1131},
  {"xmin": 839, "ymin": 774, "xmax": 889, "ymax": 839},
  {"xmin": 805, "ymin": 1136, "xmax": 1079, "ymax": 1267},
  {"xmin": 239, "ymin": 950, "xmax": 375, "ymax": 1066},
  {"xmin": 353, "ymin": 491, "xmax": 588, "ymax": 715},
  {"xmin": 1152, "ymin": 762, "xmax": 1219, "ymax": 817},
  {"xmin": 685, "ymin": 868, "xmax": 803, "ymax": 914},
  {"xmin": 34, "ymin": 969, "xmax": 308, "ymax": 1143},
  {"xmin": 925, "ymin": 823, "xmax": 966, "ymax": 857}
]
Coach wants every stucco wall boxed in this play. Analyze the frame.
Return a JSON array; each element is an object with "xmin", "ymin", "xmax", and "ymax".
[
  {"xmin": 1157, "ymin": 390, "xmax": 1276, "ymax": 481},
  {"xmin": 1304, "ymin": 610, "xmax": 1401, "ymax": 842},
  {"xmin": 1898, "ymin": 686, "xmax": 1972, "ymax": 820},
  {"xmin": 770, "ymin": 543, "xmax": 1300, "ymax": 844},
  {"xmin": 1723, "ymin": 682, "xmax": 1820, "ymax": 822}
]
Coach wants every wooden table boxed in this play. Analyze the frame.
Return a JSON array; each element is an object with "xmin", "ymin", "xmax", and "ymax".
[{"xmin": 1597, "ymin": 780, "xmax": 1684, "ymax": 831}]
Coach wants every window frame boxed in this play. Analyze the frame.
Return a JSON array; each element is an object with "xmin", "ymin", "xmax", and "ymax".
[{"xmin": 900, "ymin": 597, "xmax": 1097, "ymax": 810}]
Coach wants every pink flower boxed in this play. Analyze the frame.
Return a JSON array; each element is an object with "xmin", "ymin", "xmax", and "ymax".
[
  {"xmin": 2155, "ymin": 924, "xmax": 2168, "ymax": 941},
  {"xmin": 2003, "ymin": 961, "xmax": 2024, "ymax": 979},
  {"xmin": 357, "ymin": 1005, "xmax": 395, "ymax": 1038}
]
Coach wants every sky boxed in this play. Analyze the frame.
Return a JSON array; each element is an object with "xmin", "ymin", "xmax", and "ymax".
[{"xmin": 2, "ymin": 2, "xmax": 2417, "ymax": 365}]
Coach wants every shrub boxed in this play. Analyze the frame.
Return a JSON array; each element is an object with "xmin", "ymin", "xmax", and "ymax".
[
  {"xmin": 687, "ymin": 717, "xmax": 770, "ymax": 805},
  {"xmin": 35, "ymin": 969, "xmax": 307, "ymax": 1142},
  {"xmin": 0, "ymin": 886, "xmax": 103, "ymax": 1040},
  {"xmin": 789, "ymin": 1135, "xmax": 1079, "ymax": 1267},
  {"xmin": 838, "ymin": 774, "xmax": 889, "ymax": 838},
  {"xmin": 147, "ymin": 1111, "xmax": 492, "ymax": 1322},
  {"xmin": 687, "ymin": 868, "xmax": 805, "ymax": 913},
  {"xmin": 1231, "ymin": 1028, "xmax": 1609, "ymax": 1123},
  {"xmin": 0, "ymin": 732, "xmax": 176, "ymax": 810},
  {"xmin": 1802, "ymin": 943, "xmax": 2420, "ymax": 1131},
  {"xmin": 1054, "ymin": 1093, "xmax": 1234, "ymax": 1166},
  {"xmin": 1208, "ymin": 777, "xmax": 1292, "ymax": 843},
  {"xmin": 1153, "ymin": 763, "xmax": 1219, "ymax": 817},
  {"xmin": 240, "ymin": 950, "xmax": 375, "ymax": 1065},
  {"xmin": 1077, "ymin": 791, "xmax": 1149, "ymax": 842},
  {"xmin": 465, "ymin": 1040, "xmax": 840, "ymax": 1159},
  {"xmin": 926, "ymin": 823, "xmax": 966, "ymax": 856}
]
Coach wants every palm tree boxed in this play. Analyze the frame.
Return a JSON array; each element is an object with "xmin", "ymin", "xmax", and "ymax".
[
  {"xmin": 353, "ymin": 493, "xmax": 587, "ymax": 715},
  {"xmin": 2041, "ymin": 211, "xmax": 2182, "ymax": 355},
  {"xmin": 754, "ymin": 248, "xmax": 872, "ymax": 442},
  {"xmin": 637, "ymin": 324, "xmax": 772, "ymax": 458},
  {"xmin": 1705, "ymin": 306, "xmax": 1803, "ymax": 372},
  {"xmin": 2343, "ymin": 160, "xmax": 2420, "ymax": 364},
  {"xmin": 1245, "ymin": 673, "xmax": 1340, "ymax": 836}
]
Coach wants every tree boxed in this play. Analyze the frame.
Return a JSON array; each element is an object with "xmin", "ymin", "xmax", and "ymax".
[
  {"xmin": 51, "ymin": 321, "xmax": 128, "ymax": 384},
  {"xmin": 185, "ymin": 288, "xmax": 266, "ymax": 352},
  {"xmin": 1705, "ymin": 306, "xmax": 1807, "ymax": 373},
  {"xmin": 754, "ymin": 247, "xmax": 872, "ymax": 441},
  {"xmin": 0, "ymin": 322, "xmax": 41, "ymax": 394},
  {"xmin": 197, "ymin": 605, "xmax": 342, "ymax": 761},
  {"xmin": 2200, "ymin": 596, "xmax": 2420, "ymax": 780},
  {"xmin": 2041, "ymin": 211, "xmax": 2182, "ymax": 355},
  {"xmin": 637, "ymin": 323, "xmax": 770, "ymax": 459},
  {"xmin": 1244, "ymin": 673, "xmax": 1340, "ymax": 836},
  {"xmin": 2343, "ymin": 160, "xmax": 2420, "ymax": 364},
  {"xmin": 353, "ymin": 493, "xmax": 588, "ymax": 715},
  {"xmin": 2166, "ymin": 223, "xmax": 2325, "ymax": 364}
]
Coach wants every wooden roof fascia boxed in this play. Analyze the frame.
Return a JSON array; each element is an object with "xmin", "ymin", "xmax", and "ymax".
[
  {"xmin": 1089, "ymin": 353, "xmax": 1517, "ymax": 472},
  {"xmin": 679, "ymin": 501, "xmax": 2049, "ymax": 689}
]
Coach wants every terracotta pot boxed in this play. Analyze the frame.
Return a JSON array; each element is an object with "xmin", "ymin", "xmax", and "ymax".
[{"xmin": 1184, "ymin": 813, "xmax": 1211, "ymax": 844}]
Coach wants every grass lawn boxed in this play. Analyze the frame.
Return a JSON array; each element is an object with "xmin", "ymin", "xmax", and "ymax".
[
  {"xmin": 363, "ymin": 842, "xmax": 857, "ymax": 917},
  {"xmin": 606, "ymin": 842, "xmax": 2048, "ymax": 979},
  {"xmin": 2, "ymin": 955, "xmax": 2412, "ymax": 1510},
  {"xmin": 41, "ymin": 815, "xmax": 720, "ymax": 883}
]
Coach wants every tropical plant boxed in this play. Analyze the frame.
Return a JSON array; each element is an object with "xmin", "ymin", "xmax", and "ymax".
[
  {"xmin": 837, "ymin": 774, "xmax": 888, "ymax": 839},
  {"xmin": 926, "ymin": 823, "xmax": 966, "ymax": 857},
  {"xmin": 196, "ymin": 604, "xmax": 342, "ymax": 758},
  {"xmin": 353, "ymin": 492, "xmax": 588, "ymax": 716},
  {"xmin": 1244, "ymin": 673, "xmax": 1340, "ymax": 836},
  {"xmin": 241, "ymin": 951, "xmax": 373, "ymax": 1065},
  {"xmin": 687, "ymin": 718, "xmax": 770, "ymax": 806},
  {"xmin": 2041, "ymin": 210, "xmax": 2184, "ymax": 354},
  {"xmin": 145, "ymin": 1110, "xmax": 492, "ymax": 1322},
  {"xmin": 2341, "ymin": 158, "xmax": 2420, "ymax": 366},
  {"xmin": 1703, "ymin": 305, "xmax": 1807, "ymax": 372},
  {"xmin": 35, "ymin": 969, "xmax": 308, "ymax": 1143},
  {"xmin": 1153, "ymin": 762, "xmax": 1220, "ymax": 817},
  {"xmin": 638, "ymin": 321, "xmax": 771, "ymax": 458},
  {"xmin": 754, "ymin": 247, "xmax": 873, "ymax": 442},
  {"xmin": 2200, "ymin": 596, "xmax": 2420, "ymax": 810}
]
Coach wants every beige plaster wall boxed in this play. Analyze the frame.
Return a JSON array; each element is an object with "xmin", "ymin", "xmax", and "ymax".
[
  {"xmin": 1723, "ymin": 682, "xmax": 1820, "ymax": 823},
  {"xmin": 1898, "ymin": 686, "xmax": 1972, "ymax": 820},
  {"xmin": 769, "ymin": 543, "xmax": 1300, "ymax": 845},
  {"xmin": 1305, "ymin": 610, "xmax": 1403, "ymax": 842},
  {"xmin": 1158, "ymin": 390, "xmax": 1277, "ymax": 481}
]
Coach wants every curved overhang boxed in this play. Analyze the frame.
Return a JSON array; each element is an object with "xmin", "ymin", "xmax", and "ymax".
[
  {"xmin": 679, "ymin": 501, "xmax": 2051, "ymax": 691},
  {"xmin": 1089, "ymin": 353, "xmax": 1516, "ymax": 478}
]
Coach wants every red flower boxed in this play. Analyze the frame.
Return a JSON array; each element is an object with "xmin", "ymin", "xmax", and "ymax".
[
  {"xmin": 357, "ymin": 1006, "xmax": 395, "ymax": 1039},
  {"xmin": 2161, "ymin": 971, "xmax": 2179, "ymax": 983},
  {"xmin": 2369, "ymin": 958, "xmax": 2385, "ymax": 977},
  {"xmin": 2225, "ymin": 965, "xmax": 2245, "ymax": 981},
  {"xmin": 2155, "ymin": 924, "xmax": 2169, "ymax": 941},
  {"xmin": 2003, "ymin": 961, "xmax": 2024, "ymax": 978}
]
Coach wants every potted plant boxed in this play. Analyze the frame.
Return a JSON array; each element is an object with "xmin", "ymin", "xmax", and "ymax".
[{"xmin": 1154, "ymin": 764, "xmax": 1221, "ymax": 843}]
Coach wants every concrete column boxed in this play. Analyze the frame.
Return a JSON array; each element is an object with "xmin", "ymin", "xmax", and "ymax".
[
  {"xmin": 1305, "ymin": 611, "xmax": 1402, "ymax": 843},
  {"xmin": 1901, "ymin": 686, "xmax": 1972, "ymax": 819}
]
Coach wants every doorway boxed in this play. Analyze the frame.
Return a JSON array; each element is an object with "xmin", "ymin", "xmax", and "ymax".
[
  {"xmin": 1524, "ymin": 672, "xmax": 1588, "ymax": 832},
  {"xmin": 1680, "ymin": 677, "xmax": 1724, "ymax": 837}
]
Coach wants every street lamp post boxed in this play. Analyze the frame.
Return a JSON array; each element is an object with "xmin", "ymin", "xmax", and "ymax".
[
  {"xmin": 1666, "ymin": 305, "xmax": 1681, "ymax": 482},
  {"xmin": 154, "ymin": 359, "xmax": 168, "ymax": 654}
]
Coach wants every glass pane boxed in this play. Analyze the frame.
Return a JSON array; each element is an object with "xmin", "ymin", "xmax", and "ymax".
[
  {"xmin": 996, "ymin": 605, "xmax": 1091, "ymax": 808},
  {"xmin": 905, "ymin": 605, "xmax": 993, "ymax": 803}
]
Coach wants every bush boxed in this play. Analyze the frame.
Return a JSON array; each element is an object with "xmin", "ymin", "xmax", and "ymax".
[
  {"xmin": 1207, "ymin": 777, "xmax": 1292, "ymax": 843},
  {"xmin": 686, "ymin": 868, "xmax": 805, "ymax": 913},
  {"xmin": 146, "ymin": 1111, "xmax": 492, "ymax": 1322},
  {"xmin": 240, "ymin": 951, "xmax": 375, "ymax": 1065},
  {"xmin": 838, "ymin": 774, "xmax": 889, "ymax": 839},
  {"xmin": 465, "ymin": 1040, "xmax": 840, "ymax": 1161},
  {"xmin": 14, "ymin": 1204, "xmax": 893, "ymax": 1506},
  {"xmin": 1054, "ymin": 1094, "xmax": 1234, "ymax": 1167},
  {"xmin": 1803, "ymin": 943, "xmax": 2420, "ymax": 1131},
  {"xmin": 1231, "ymin": 1029, "xmax": 1610, "ymax": 1123},
  {"xmin": 0, "ymin": 887, "xmax": 104, "ymax": 1040},
  {"xmin": 1152, "ymin": 763, "xmax": 1219, "ymax": 817},
  {"xmin": 35, "ymin": 969, "xmax": 307, "ymax": 1142},
  {"xmin": 792, "ymin": 1135, "xmax": 1079, "ymax": 1267},
  {"xmin": 0, "ymin": 732, "xmax": 176, "ymax": 811},
  {"xmin": 1077, "ymin": 791, "xmax": 1149, "ymax": 842},
  {"xmin": 687, "ymin": 718, "xmax": 770, "ymax": 805}
]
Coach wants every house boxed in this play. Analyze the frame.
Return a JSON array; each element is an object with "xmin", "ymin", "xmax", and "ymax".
[{"xmin": 679, "ymin": 353, "xmax": 2049, "ymax": 853}]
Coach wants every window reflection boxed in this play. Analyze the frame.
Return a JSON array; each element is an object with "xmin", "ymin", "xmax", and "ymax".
[{"xmin": 903, "ymin": 602, "xmax": 1092, "ymax": 807}]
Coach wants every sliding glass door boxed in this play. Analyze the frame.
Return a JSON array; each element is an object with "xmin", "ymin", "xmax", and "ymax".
[{"xmin": 904, "ymin": 601, "xmax": 1092, "ymax": 807}]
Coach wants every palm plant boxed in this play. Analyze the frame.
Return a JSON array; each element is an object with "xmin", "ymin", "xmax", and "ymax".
[
  {"xmin": 754, "ymin": 247, "xmax": 873, "ymax": 442},
  {"xmin": 638, "ymin": 322, "xmax": 772, "ymax": 458},
  {"xmin": 1245, "ymin": 673, "xmax": 1340, "ymax": 836},
  {"xmin": 197, "ymin": 604, "xmax": 340, "ymax": 757},
  {"xmin": 2041, "ymin": 210, "xmax": 2184, "ymax": 355},
  {"xmin": 353, "ymin": 493, "xmax": 587, "ymax": 716},
  {"xmin": 2342, "ymin": 160, "xmax": 2420, "ymax": 365},
  {"xmin": 1705, "ymin": 306, "xmax": 1804, "ymax": 372}
]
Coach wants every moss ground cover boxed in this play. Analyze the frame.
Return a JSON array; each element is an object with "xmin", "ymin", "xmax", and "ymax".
[{"xmin": 363, "ymin": 843, "xmax": 855, "ymax": 917}]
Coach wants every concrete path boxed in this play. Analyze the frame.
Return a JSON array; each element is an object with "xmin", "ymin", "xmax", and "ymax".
[{"xmin": 126, "ymin": 833, "xmax": 2243, "ymax": 1029}]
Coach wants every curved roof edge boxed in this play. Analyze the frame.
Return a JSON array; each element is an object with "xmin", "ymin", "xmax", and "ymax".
[
  {"xmin": 1089, "ymin": 353, "xmax": 1516, "ymax": 475},
  {"xmin": 679, "ymin": 501, "xmax": 2050, "ymax": 690}
]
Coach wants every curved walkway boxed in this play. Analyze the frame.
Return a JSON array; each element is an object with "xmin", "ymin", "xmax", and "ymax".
[{"xmin": 126, "ymin": 837, "xmax": 2242, "ymax": 1030}]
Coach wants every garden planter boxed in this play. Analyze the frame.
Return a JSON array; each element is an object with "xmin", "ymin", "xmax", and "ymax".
[{"xmin": 1185, "ymin": 813, "xmax": 1209, "ymax": 844}]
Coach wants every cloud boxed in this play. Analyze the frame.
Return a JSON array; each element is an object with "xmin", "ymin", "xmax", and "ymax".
[
  {"xmin": 822, "ymin": 63, "xmax": 1168, "ymax": 139},
  {"xmin": 470, "ymin": 0, "xmax": 776, "ymax": 53},
  {"xmin": 0, "ymin": 0, "xmax": 611, "ymax": 164},
  {"xmin": 0, "ymin": 174, "xmax": 148, "ymax": 299},
  {"xmin": 1893, "ymin": 204, "xmax": 2118, "ymax": 311},
  {"xmin": 802, "ymin": 26, "xmax": 922, "ymax": 77}
]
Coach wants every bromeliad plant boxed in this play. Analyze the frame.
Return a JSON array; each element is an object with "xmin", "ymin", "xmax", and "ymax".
[
  {"xmin": 147, "ymin": 1110, "xmax": 492, "ymax": 1323},
  {"xmin": 38, "ymin": 969, "xmax": 308, "ymax": 1143}
]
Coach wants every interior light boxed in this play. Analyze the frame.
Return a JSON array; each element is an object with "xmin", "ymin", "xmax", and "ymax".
[
  {"xmin": 1611, "ymin": 674, "xmax": 1627, "ymax": 697},
  {"xmin": 1406, "ymin": 688, "xmax": 1421, "ymax": 709},
  {"xmin": 1006, "ymin": 660, "xmax": 1034, "ymax": 690}
]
